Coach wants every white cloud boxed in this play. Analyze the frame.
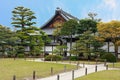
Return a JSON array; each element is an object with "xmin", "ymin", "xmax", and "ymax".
[{"xmin": 103, "ymin": 0, "xmax": 117, "ymax": 9}]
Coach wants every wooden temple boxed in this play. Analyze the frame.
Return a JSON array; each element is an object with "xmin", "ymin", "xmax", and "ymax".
[
  {"xmin": 41, "ymin": 7, "xmax": 120, "ymax": 58},
  {"xmin": 41, "ymin": 7, "xmax": 79, "ymax": 55},
  {"xmin": 41, "ymin": 7, "xmax": 79, "ymax": 36}
]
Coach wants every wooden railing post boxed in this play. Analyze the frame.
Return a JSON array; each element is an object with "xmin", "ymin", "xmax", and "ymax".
[
  {"xmin": 64, "ymin": 65, "xmax": 66, "ymax": 72},
  {"xmin": 76, "ymin": 62, "xmax": 79, "ymax": 70},
  {"xmin": 57, "ymin": 75, "xmax": 60, "ymax": 80},
  {"xmin": 33, "ymin": 71, "xmax": 36, "ymax": 80},
  {"xmin": 13, "ymin": 75, "xmax": 16, "ymax": 80},
  {"xmin": 104, "ymin": 59, "xmax": 107, "ymax": 66},
  {"xmin": 72, "ymin": 70, "xmax": 74, "ymax": 80},
  {"xmin": 106, "ymin": 65, "xmax": 108, "ymax": 70},
  {"xmin": 51, "ymin": 67, "xmax": 53, "ymax": 75},
  {"xmin": 85, "ymin": 68, "xmax": 87, "ymax": 75},
  {"xmin": 95, "ymin": 65, "xmax": 97, "ymax": 72}
]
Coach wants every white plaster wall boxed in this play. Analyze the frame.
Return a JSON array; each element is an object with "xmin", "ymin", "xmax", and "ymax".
[
  {"xmin": 45, "ymin": 46, "xmax": 52, "ymax": 52},
  {"xmin": 118, "ymin": 54, "xmax": 120, "ymax": 58},
  {"xmin": 101, "ymin": 42, "xmax": 120, "ymax": 53},
  {"xmin": 67, "ymin": 42, "xmax": 76, "ymax": 51},
  {"xmin": 42, "ymin": 28, "xmax": 55, "ymax": 35},
  {"xmin": 44, "ymin": 46, "xmax": 56, "ymax": 52},
  {"xmin": 101, "ymin": 42, "xmax": 115, "ymax": 52},
  {"xmin": 44, "ymin": 42, "xmax": 120, "ymax": 55},
  {"xmin": 24, "ymin": 46, "xmax": 30, "ymax": 51}
]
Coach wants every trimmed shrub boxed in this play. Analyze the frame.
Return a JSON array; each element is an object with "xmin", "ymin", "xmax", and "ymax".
[
  {"xmin": 70, "ymin": 56, "xmax": 78, "ymax": 61},
  {"xmin": 101, "ymin": 53, "xmax": 117, "ymax": 62},
  {"xmin": 45, "ymin": 55, "xmax": 62, "ymax": 61},
  {"xmin": 17, "ymin": 54, "xmax": 25, "ymax": 58}
]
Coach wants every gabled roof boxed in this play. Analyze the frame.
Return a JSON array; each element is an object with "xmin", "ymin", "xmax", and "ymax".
[{"xmin": 41, "ymin": 7, "xmax": 79, "ymax": 29}]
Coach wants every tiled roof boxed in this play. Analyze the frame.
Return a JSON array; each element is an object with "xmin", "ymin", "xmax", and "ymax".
[{"xmin": 41, "ymin": 7, "xmax": 79, "ymax": 29}]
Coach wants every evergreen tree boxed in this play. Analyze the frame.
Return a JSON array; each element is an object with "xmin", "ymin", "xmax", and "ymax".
[
  {"xmin": 0, "ymin": 25, "xmax": 17, "ymax": 57},
  {"xmin": 60, "ymin": 19, "xmax": 78, "ymax": 51},
  {"xmin": 11, "ymin": 6, "xmax": 36, "ymax": 30},
  {"xmin": 77, "ymin": 19, "xmax": 97, "ymax": 34}
]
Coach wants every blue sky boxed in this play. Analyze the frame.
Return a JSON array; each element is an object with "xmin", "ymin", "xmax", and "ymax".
[{"xmin": 0, "ymin": 0, "xmax": 120, "ymax": 28}]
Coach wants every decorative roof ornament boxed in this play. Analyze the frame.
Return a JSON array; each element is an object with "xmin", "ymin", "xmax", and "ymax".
[{"xmin": 56, "ymin": 7, "xmax": 61, "ymax": 11}]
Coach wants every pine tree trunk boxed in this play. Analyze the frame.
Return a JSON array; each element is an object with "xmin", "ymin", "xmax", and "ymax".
[
  {"xmin": 70, "ymin": 35, "xmax": 72, "ymax": 57},
  {"xmin": 114, "ymin": 45, "xmax": 118, "ymax": 58}
]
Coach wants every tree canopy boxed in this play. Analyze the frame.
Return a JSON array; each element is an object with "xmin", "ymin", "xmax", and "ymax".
[
  {"xmin": 60, "ymin": 19, "xmax": 78, "ymax": 51},
  {"xmin": 11, "ymin": 6, "xmax": 36, "ymax": 30},
  {"xmin": 77, "ymin": 19, "xmax": 97, "ymax": 34},
  {"xmin": 97, "ymin": 20, "xmax": 120, "ymax": 58}
]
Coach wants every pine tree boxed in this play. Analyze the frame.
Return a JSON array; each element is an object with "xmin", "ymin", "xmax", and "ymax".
[{"xmin": 11, "ymin": 6, "xmax": 36, "ymax": 30}]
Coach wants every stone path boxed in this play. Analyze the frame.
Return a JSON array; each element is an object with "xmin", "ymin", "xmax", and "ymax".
[{"xmin": 28, "ymin": 59, "xmax": 114, "ymax": 80}]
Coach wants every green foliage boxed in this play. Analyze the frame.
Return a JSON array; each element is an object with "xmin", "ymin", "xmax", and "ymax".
[
  {"xmin": 70, "ymin": 31, "xmax": 93, "ymax": 57},
  {"xmin": 45, "ymin": 55, "xmax": 63, "ymax": 61},
  {"xmin": 97, "ymin": 20, "xmax": 120, "ymax": 58},
  {"xmin": 91, "ymin": 39, "xmax": 105, "ymax": 58},
  {"xmin": 61, "ymin": 19, "xmax": 78, "ymax": 35},
  {"xmin": 15, "ymin": 26, "xmax": 45, "ymax": 56},
  {"xmin": 0, "ymin": 25, "xmax": 17, "ymax": 57},
  {"xmin": 16, "ymin": 46, "xmax": 24, "ymax": 54},
  {"xmin": 101, "ymin": 53, "xmax": 117, "ymax": 62},
  {"xmin": 77, "ymin": 19, "xmax": 97, "ymax": 34},
  {"xmin": 53, "ymin": 45, "xmax": 67, "ymax": 55},
  {"xmin": 88, "ymin": 12, "xmax": 101, "ymax": 22},
  {"xmin": 0, "ymin": 25, "xmax": 16, "ymax": 43},
  {"xmin": 60, "ymin": 19, "xmax": 79, "ymax": 50},
  {"xmin": 25, "ymin": 26, "xmax": 44, "ymax": 55},
  {"xmin": 11, "ymin": 6, "xmax": 46, "ymax": 57},
  {"xmin": 11, "ymin": 6, "xmax": 36, "ymax": 29},
  {"xmin": 70, "ymin": 56, "xmax": 78, "ymax": 61},
  {"xmin": 17, "ymin": 54, "xmax": 25, "ymax": 58},
  {"xmin": 70, "ymin": 30, "xmax": 105, "ymax": 60}
]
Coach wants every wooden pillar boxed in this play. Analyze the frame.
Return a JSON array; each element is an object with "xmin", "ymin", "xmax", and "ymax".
[
  {"xmin": 72, "ymin": 70, "xmax": 74, "ymax": 80},
  {"xmin": 54, "ymin": 36, "xmax": 55, "ymax": 43},
  {"xmin": 85, "ymin": 68, "xmax": 87, "ymax": 75},
  {"xmin": 107, "ymin": 41, "xmax": 110, "ymax": 53},
  {"xmin": 13, "ymin": 75, "xmax": 16, "ymax": 80},
  {"xmin": 33, "ymin": 71, "xmax": 36, "ymax": 80},
  {"xmin": 44, "ymin": 45, "xmax": 46, "ymax": 53},
  {"xmin": 52, "ymin": 45, "xmax": 53, "ymax": 55},
  {"xmin": 51, "ymin": 67, "xmax": 53, "ymax": 75},
  {"xmin": 57, "ymin": 75, "xmax": 60, "ymax": 80}
]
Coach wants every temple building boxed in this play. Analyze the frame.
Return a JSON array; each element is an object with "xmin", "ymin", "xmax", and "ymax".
[
  {"xmin": 41, "ymin": 7, "xmax": 79, "ymax": 36},
  {"xmin": 41, "ymin": 7, "xmax": 120, "ymax": 58},
  {"xmin": 41, "ymin": 7, "xmax": 79, "ymax": 55}
]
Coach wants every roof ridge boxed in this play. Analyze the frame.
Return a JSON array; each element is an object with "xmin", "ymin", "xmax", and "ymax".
[
  {"xmin": 60, "ymin": 9, "xmax": 79, "ymax": 21},
  {"xmin": 41, "ymin": 8, "xmax": 79, "ymax": 29}
]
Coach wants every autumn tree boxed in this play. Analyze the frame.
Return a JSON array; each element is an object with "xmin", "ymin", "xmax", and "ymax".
[{"xmin": 97, "ymin": 20, "xmax": 120, "ymax": 58}]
